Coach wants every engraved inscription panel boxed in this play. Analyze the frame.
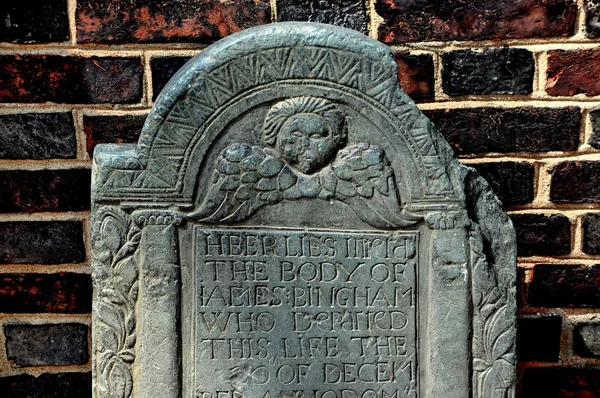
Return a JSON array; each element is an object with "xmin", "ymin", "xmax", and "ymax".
[{"xmin": 193, "ymin": 228, "xmax": 418, "ymax": 398}]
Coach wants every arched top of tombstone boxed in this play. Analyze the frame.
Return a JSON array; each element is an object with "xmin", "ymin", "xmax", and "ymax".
[{"xmin": 93, "ymin": 23, "xmax": 462, "ymax": 212}]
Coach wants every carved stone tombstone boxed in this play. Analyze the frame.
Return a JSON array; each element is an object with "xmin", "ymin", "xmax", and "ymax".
[{"xmin": 91, "ymin": 23, "xmax": 517, "ymax": 398}]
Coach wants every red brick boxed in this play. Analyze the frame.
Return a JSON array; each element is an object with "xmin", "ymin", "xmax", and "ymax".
[
  {"xmin": 5, "ymin": 323, "xmax": 88, "ymax": 366},
  {"xmin": 0, "ymin": 113, "xmax": 76, "ymax": 159},
  {"xmin": 0, "ymin": 56, "xmax": 143, "ymax": 104},
  {"xmin": 521, "ymin": 367, "xmax": 600, "ymax": 397},
  {"xmin": 0, "ymin": 222, "xmax": 85, "ymax": 264},
  {"xmin": 0, "ymin": 273, "xmax": 91, "ymax": 314},
  {"xmin": 76, "ymin": 0, "xmax": 271, "ymax": 44},
  {"xmin": 547, "ymin": 49, "xmax": 600, "ymax": 96},
  {"xmin": 528, "ymin": 264, "xmax": 600, "ymax": 307},
  {"xmin": 0, "ymin": 1, "xmax": 69, "ymax": 43},
  {"xmin": 550, "ymin": 161, "xmax": 600, "ymax": 203},
  {"xmin": 84, "ymin": 115, "xmax": 146, "ymax": 156},
  {"xmin": 151, "ymin": 56, "xmax": 193, "ymax": 101},
  {"xmin": 376, "ymin": 0, "xmax": 577, "ymax": 43},
  {"xmin": 0, "ymin": 373, "xmax": 91, "ymax": 397},
  {"xmin": 0, "ymin": 170, "xmax": 91, "ymax": 213},
  {"xmin": 517, "ymin": 315, "xmax": 562, "ymax": 361},
  {"xmin": 424, "ymin": 107, "xmax": 580, "ymax": 155},
  {"xmin": 511, "ymin": 214, "xmax": 571, "ymax": 256},
  {"xmin": 395, "ymin": 52, "xmax": 434, "ymax": 103}
]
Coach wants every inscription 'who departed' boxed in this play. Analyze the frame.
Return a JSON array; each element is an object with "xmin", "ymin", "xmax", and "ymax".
[{"xmin": 194, "ymin": 229, "xmax": 418, "ymax": 398}]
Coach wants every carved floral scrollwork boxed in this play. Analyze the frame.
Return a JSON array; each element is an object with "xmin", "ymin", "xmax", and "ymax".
[
  {"xmin": 470, "ymin": 226, "xmax": 516, "ymax": 398},
  {"xmin": 92, "ymin": 207, "xmax": 141, "ymax": 398}
]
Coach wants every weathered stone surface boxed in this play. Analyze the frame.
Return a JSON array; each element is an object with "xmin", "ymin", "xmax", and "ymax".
[
  {"xmin": 442, "ymin": 48, "xmax": 534, "ymax": 96},
  {"xmin": 471, "ymin": 162, "xmax": 534, "ymax": 205},
  {"xmin": 528, "ymin": 264, "xmax": 600, "ymax": 307},
  {"xmin": 511, "ymin": 213, "xmax": 571, "ymax": 256},
  {"xmin": 0, "ymin": 273, "xmax": 92, "ymax": 313},
  {"xmin": 395, "ymin": 52, "xmax": 435, "ymax": 103},
  {"xmin": 425, "ymin": 107, "xmax": 580, "ymax": 155},
  {"xmin": 0, "ymin": 222, "xmax": 85, "ymax": 264},
  {"xmin": 151, "ymin": 57, "xmax": 192, "ymax": 101},
  {"xmin": 0, "ymin": 112, "xmax": 76, "ymax": 159},
  {"xmin": 574, "ymin": 321, "xmax": 600, "ymax": 358},
  {"xmin": 551, "ymin": 161, "xmax": 600, "ymax": 203},
  {"xmin": 0, "ymin": 56, "xmax": 143, "ymax": 103},
  {"xmin": 91, "ymin": 23, "xmax": 516, "ymax": 398},
  {"xmin": 0, "ymin": 1, "xmax": 69, "ymax": 43},
  {"xmin": 278, "ymin": 0, "xmax": 368, "ymax": 34},
  {"xmin": 84, "ymin": 115, "xmax": 146, "ymax": 155},
  {"xmin": 376, "ymin": 0, "xmax": 578, "ymax": 43},
  {"xmin": 5, "ymin": 323, "xmax": 89, "ymax": 366},
  {"xmin": 0, "ymin": 373, "xmax": 92, "ymax": 397},
  {"xmin": 0, "ymin": 170, "xmax": 91, "ymax": 212},
  {"xmin": 517, "ymin": 315, "xmax": 562, "ymax": 361},
  {"xmin": 583, "ymin": 213, "xmax": 600, "ymax": 255},
  {"xmin": 521, "ymin": 368, "xmax": 600, "ymax": 397},
  {"xmin": 547, "ymin": 49, "xmax": 600, "ymax": 96},
  {"xmin": 76, "ymin": 0, "xmax": 271, "ymax": 43}
]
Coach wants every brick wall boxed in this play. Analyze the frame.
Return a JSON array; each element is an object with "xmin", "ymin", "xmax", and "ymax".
[{"xmin": 0, "ymin": 0, "xmax": 598, "ymax": 396}]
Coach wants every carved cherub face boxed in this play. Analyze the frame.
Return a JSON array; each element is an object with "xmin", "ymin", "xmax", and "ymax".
[
  {"xmin": 276, "ymin": 113, "xmax": 340, "ymax": 174},
  {"xmin": 264, "ymin": 97, "xmax": 347, "ymax": 174}
]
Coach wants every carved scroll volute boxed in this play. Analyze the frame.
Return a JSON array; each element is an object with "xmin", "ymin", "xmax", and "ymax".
[
  {"xmin": 132, "ymin": 210, "xmax": 183, "ymax": 398},
  {"xmin": 423, "ymin": 211, "xmax": 471, "ymax": 398},
  {"xmin": 92, "ymin": 207, "xmax": 141, "ymax": 398}
]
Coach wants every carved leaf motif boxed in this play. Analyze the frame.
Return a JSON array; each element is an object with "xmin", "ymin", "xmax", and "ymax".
[
  {"xmin": 92, "ymin": 207, "xmax": 140, "ymax": 398},
  {"xmin": 470, "ymin": 226, "xmax": 516, "ymax": 398}
]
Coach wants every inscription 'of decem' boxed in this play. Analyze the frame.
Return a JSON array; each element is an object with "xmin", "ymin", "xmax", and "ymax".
[{"xmin": 193, "ymin": 229, "xmax": 419, "ymax": 398}]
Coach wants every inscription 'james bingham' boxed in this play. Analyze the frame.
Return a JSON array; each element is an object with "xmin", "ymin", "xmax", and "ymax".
[{"xmin": 193, "ymin": 229, "xmax": 418, "ymax": 398}]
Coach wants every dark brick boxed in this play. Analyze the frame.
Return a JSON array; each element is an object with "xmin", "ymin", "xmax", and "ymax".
[
  {"xmin": 547, "ymin": 49, "xmax": 600, "ymax": 96},
  {"xmin": 584, "ymin": 0, "xmax": 600, "ymax": 38},
  {"xmin": 0, "ymin": 1, "xmax": 69, "ymax": 43},
  {"xmin": 85, "ymin": 115, "xmax": 146, "ymax": 155},
  {"xmin": 442, "ymin": 48, "xmax": 534, "ymax": 96},
  {"xmin": 470, "ymin": 162, "xmax": 535, "ymax": 206},
  {"xmin": 528, "ymin": 264, "xmax": 600, "ymax": 307},
  {"xmin": 583, "ymin": 213, "xmax": 600, "ymax": 255},
  {"xmin": 0, "ymin": 170, "xmax": 91, "ymax": 213},
  {"xmin": 0, "ymin": 113, "xmax": 76, "ymax": 159},
  {"xmin": 376, "ymin": 0, "xmax": 577, "ymax": 43},
  {"xmin": 551, "ymin": 161, "xmax": 600, "ymax": 203},
  {"xmin": 5, "ymin": 323, "xmax": 88, "ymax": 366},
  {"xmin": 575, "ymin": 321, "xmax": 600, "ymax": 358},
  {"xmin": 517, "ymin": 315, "xmax": 562, "ymax": 361},
  {"xmin": 0, "ymin": 222, "xmax": 85, "ymax": 264},
  {"xmin": 424, "ymin": 107, "xmax": 580, "ymax": 155},
  {"xmin": 278, "ymin": 0, "xmax": 368, "ymax": 34},
  {"xmin": 0, "ymin": 56, "xmax": 143, "ymax": 104},
  {"xmin": 0, "ymin": 373, "xmax": 91, "ymax": 397},
  {"xmin": 521, "ymin": 367, "xmax": 600, "ymax": 397},
  {"xmin": 76, "ymin": 0, "xmax": 271, "ymax": 44},
  {"xmin": 0, "ymin": 273, "xmax": 91, "ymax": 313},
  {"xmin": 395, "ymin": 52, "xmax": 434, "ymax": 103},
  {"xmin": 151, "ymin": 57, "xmax": 192, "ymax": 101},
  {"xmin": 511, "ymin": 214, "xmax": 571, "ymax": 256},
  {"xmin": 589, "ymin": 108, "xmax": 600, "ymax": 149}
]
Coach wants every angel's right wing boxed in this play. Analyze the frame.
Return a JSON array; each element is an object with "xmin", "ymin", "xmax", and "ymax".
[{"xmin": 188, "ymin": 144, "xmax": 296, "ymax": 223}]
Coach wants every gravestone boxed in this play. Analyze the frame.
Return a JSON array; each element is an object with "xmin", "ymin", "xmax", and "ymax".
[{"xmin": 91, "ymin": 23, "xmax": 517, "ymax": 398}]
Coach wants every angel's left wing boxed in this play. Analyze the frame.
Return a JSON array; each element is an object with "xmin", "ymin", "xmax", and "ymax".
[{"xmin": 323, "ymin": 143, "xmax": 420, "ymax": 228}]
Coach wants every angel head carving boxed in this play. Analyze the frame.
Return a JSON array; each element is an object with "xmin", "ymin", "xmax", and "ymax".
[{"xmin": 263, "ymin": 97, "xmax": 348, "ymax": 174}]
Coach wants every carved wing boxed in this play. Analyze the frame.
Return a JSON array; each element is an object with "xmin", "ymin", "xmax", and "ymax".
[
  {"xmin": 322, "ymin": 143, "xmax": 420, "ymax": 228},
  {"xmin": 188, "ymin": 144, "xmax": 296, "ymax": 223}
]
